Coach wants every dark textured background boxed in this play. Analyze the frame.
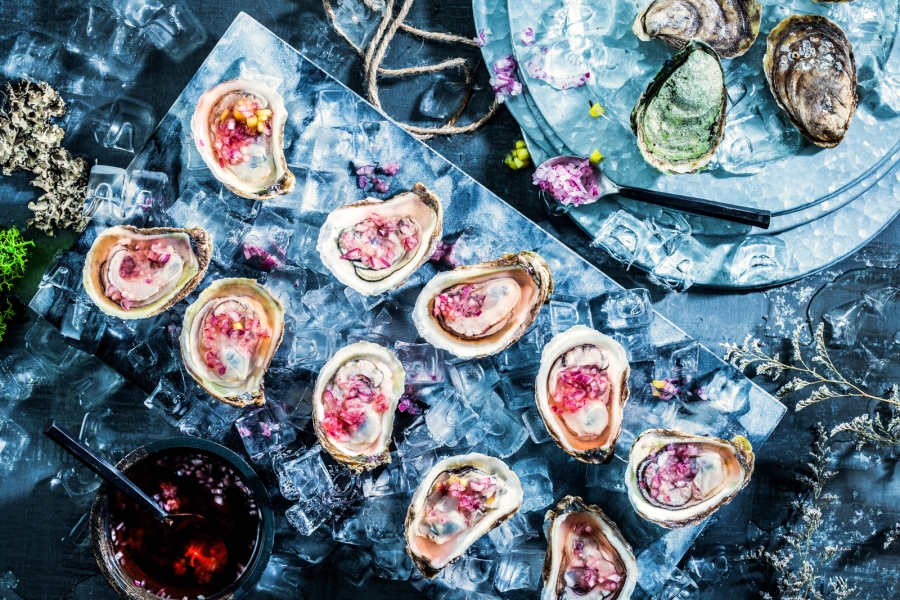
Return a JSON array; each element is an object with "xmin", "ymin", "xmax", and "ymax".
[{"xmin": 1, "ymin": 0, "xmax": 899, "ymax": 598}]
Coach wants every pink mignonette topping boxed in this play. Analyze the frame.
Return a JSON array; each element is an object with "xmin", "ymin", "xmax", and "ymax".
[
  {"xmin": 321, "ymin": 373, "xmax": 390, "ymax": 442},
  {"xmin": 550, "ymin": 365, "xmax": 610, "ymax": 414},
  {"xmin": 432, "ymin": 284, "xmax": 485, "ymax": 322},
  {"xmin": 339, "ymin": 213, "xmax": 419, "ymax": 271},
  {"xmin": 568, "ymin": 522, "xmax": 623, "ymax": 593},
  {"xmin": 200, "ymin": 309, "xmax": 270, "ymax": 377},
  {"xmin": 104, "ymin": 240, "xmax": 176, "ymax": 311},
  {"xmin": 533, "ymin": 157, "xmax": 600, "ymax": 206},
  {"xmin": 640, "ymin": 443, "xmax": 703, "ymax": 505},
  {"xmin": 209, "ymin": 98, "xmax": 273, "ymax": 169},
  {"xmin": 427, "ymin": 474, "xmax": 499, "ymax": 526}
]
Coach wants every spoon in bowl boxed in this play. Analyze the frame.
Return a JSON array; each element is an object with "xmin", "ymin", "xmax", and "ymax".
[
  {"xmin": 43, "ymin": 420, "xmax": 228, "ymax": 574},
  {"xmin": 536, "ymin": 156, "xmax": 772, "ymax": 229}
]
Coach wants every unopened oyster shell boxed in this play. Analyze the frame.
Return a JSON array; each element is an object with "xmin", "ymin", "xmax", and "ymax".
[
  {"xmin": 191, "ymin": 79, "xmax": 294, "ymax": 199},
  {"xmin": 412, "ymin": 251, "xmax": 553, "ymax": 359},
  {"xmin": 317, "ymin": 183, "xmax": 443, "ymax": 296},
  {"xmin": 542, "ymin": 496, "xmax": 638, "ymax": 600},
  {"xmin": 535, "ymin": 325, "xmax": 630, "ymax": 464},
  {"xmin": 406, "ymin": 453, "xmax": 523, "ymax": 578},
  {"xmin": 625, "ymin": 429, "xmax": 755, "ymax": 528},
  {"xmin": 83, "ymin": 225, "xmax": 211, "ymax": 320},
  {"xmin": 180, "ymin": 278, "xmax": 284, "ymax": 407},
  {"xmin": 312, "ymin": 341, "xmax": 405, "ymax": 472}
]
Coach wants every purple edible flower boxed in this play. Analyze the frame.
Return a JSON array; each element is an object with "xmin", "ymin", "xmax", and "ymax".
[
  {"xmin": 379, "ymin": 162, "xmax": 400, "ymax": 176},
  {"xmin": 532, "ymin": 157, "xmax": 600, "ymax": 206},
  {"xmin": 372, "ymin": 177, "xmax": 390, "ymax": 193},
  {"xmin": 243, "ymin": 243, "xmax": 283, "ymax": 271},
  {"xmin": 520, "ymin": 27, "xmax": 535, "ymax": 46},
  {"xmin": 473, "ymin": 28, "xmax": 490, "ymax": 48},
  {"xmin": 398, "ymin": 395, "xmax": 421, "ymax": 415},
  {"xmin": 490, "ymin": 55, "xmax": 523, "ymax": 103},
  {"xmin": 357, "ymin": 175, "xmax": 368, "ymax": 189},
  {"xmin": 355, "ymin": 164, "xmax": 375, "ymax": 176}
]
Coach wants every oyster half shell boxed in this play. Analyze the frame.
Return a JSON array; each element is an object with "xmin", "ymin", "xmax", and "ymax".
[
  {"xmin": 312, "ymin": 342, "xmax": 405, "ymax": 472},
  {"xmin": 633, "ymin": 0, "xmax": 762, "ymax": 59},
  {"xmin": 764, "ymin": 15, "xmax": 857, "ymax": 148},
  {"xmin": 317, "ymin": 183, "xmax": 444, "ymax": 296},
  {"xmin": 412, "ymin": 251, "xmax": 553, "ymax": 359},
  {"xmin": 535, "ymin": 325, "xmax": 630, "ymax": 464},
  {"xmin": 83, "ymin": 225, "xmax": 212, "ymax": 320},
  {"xmin": 542, "ymin": 496, "xmax": 638, "ymax": 600},
  {"xmin": 180, "ymin": 278, "xmax": 285, "ymax": 407},
  {"xmin": 406, "ymin": 453, "xmax": 523, "ymax": 578},
  {"xmin": 625, "ymin": 429, "xmax": 755, "ymax": 528},
  {"xmin": 191, "ymin": 79, "xmax": 295, "ymax": 200},
  {"xmin": 631, "ymin": 40, "xmax": 726, "ymax": 174}
]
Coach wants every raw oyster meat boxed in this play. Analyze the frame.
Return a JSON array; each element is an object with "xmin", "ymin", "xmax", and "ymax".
[
  {"xmin": 631, "ymin": 40, "xmax": 726, "ymax": 174},
  {"xmin": 764, "ymin": 15, "xmax": 857, "ymax": 148},
  {"xmin": 535, "ymin": 325, "xmax": 630, "ymax": 464},
  {"xmin": 83, "ymin": 225, "xmax": 211, "ymax": 320},
  {"xmin": 312, "ymin": 341, "xmax": 405, "ymax": 471},
  {"xmin": 412, "ymin": 251, "xmax": 553, "ymax": 359},
  {"xmin": 542, "ymin": 496, "xmax": 638, "ymax": 600},
  {"xmin": 406, "ymin": 453, "xmax": 523, "ymax": 577},
  {"xmin": 317, "ymin": 183, "xmax": 443, "ymax": 296},
  {"xmin": 625, "ymin": 429, "xmax": 755, "ymax": 528},
  {"xmin": 191, "ymin": 79, "xmax": 294, "ymax": 199},
  {"xmin": 180, "ymin": 278, "xmax": 284, "ymax": 407},
  {"xmin": 633, "ymin": 0, "xmax": 762, "ymax": 58}
]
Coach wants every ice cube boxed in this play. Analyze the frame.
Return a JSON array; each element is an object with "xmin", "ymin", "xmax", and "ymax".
[
  {"xmin": 446, "ymin": 226, "xmax": 513, "ymax": 266},
  {"xmin": 728, "ymin": 236, "xmax": 791, "ymax": 286},
  {"xmin": 3, "ymin": 350, "xmax": 50, "ymax": 395},
  {"xmin": 441, "ymin": 556, "xmax": 494, "ymax": 592},
  {"xmin": 593, "ymin": 288, "xmax": 653, "ymax": 331},
  {"xmin": 500, "ymin": 372, "xmax": 537, "ymax": 411},
  {"xmin": 242, "ymin": 209, "xmax": 293, "ymax": 271},
  {"xmin": 83, "ymin": 165, "xmax": 127, "ymax": 225},
  {"xmin": 512, "ymin": 458, "xmax": 554, "ymax": 513},
  {"xmin": 548, "ymin": 294, "xmax": 592, "ymax": 335},
  {"xmin": 368, "ymin": 301, "xmax": 420, "ymax": 342},
  {"xmin": 3, "ymin": 31, "xmax": 60, "ymax": 82},
  {"xmin": 418, "ymin": 75, "xmax": 470, "ymax": 121},
  {"xmin": 68, "ymin": 356, "xmax": 124, "ymax": 409},
  {"xmin": 264, "ymin": 266, "xmax": 311, "ymax": 319},
  {"xmin": 531, "ymin": 242, "xmax": 575, "ymax": 289},
  {"xmin": 700, "ymin": 368, "xmax": 751, "ymax": 414},
  {"xmin": 275, "ymin": 446, "xmax": 334, "ymax": 501},
  {"xmin": 166, "ymin": 184, "xmax": 251, "ymax": 268},
  {"xmin": 424, "ymin": 389, "xmax": 478, "ymax": 446},
  {"xmin": 520, "ymin": 407, "xmax": 552, "ymax": 444},
  {"xmin": 285, "ymin": 496, "xmax": 332, "ymax": 536},
  {"xmin": 143, "ymin": 378, "xmax": 194, "ymax": 427},
  {"xmin": 447, "ymin": 358, "xmax": 500, "ymax": 397},
  {"xmin": 354, "ymin": 120, "xmax": 396, "ymax": 167},
  {"xmin": 398, "ymin": 419, "xmax": 440, "ymax": 459},
  {"xmin": 285, "ymin": 221, "xmax": 329, "ymax": 273},
  {"xmin": 0, "ymin": 419, "xmax": 29, "ymax": 475},
  {"xmin": 654, "ymin": 340, "xmax": 701, "ymax": 380},
  {"xmin": 393, "ymin": 342, "xmax": 445, "ymax": 385},
  {"xmin": 235, "ymin": 406, "xmax": 297, "ymax": 462},
  {"xmin": 56, "ymin": 463, "xmax": 103, "ymax": 496},
  {"xmin": 59, "ymin": 296, "xmax": 108, "ymax": 352},
  {"xmin": 255, "ymin": 554, "xmax": 307, "ymax": 595},
  {"xmin": 144, "ymin": 3, "xmax": 207, "ymax": 61},
  {"xmin": 330, "ymin": 544, "xmax": 373, "ymax": 586},
  {"xmin": 372, "ymin": 539, "xmax": 414, "ymax": 580},
  {"xmin": 24, "ymin": 317, "xmax": 85, "ymax": 374},
  {"xmin": 494, "ymin": 548, "xmax": 545, "ymax": 592},
  {"xmin": 329, "ymin": 0, "xmax": 381, "ymax": 49},
  {"xmin": 487, "ymin": 511, "xmax": 537, "ymax": 553},
  {"xmin": 649, "ymin": 235, "xmax": 712, "ymax": 292},
  {"xmin": 493, "ymin": 311, "xmax": 550, "ymax": 375},
  {"xmin": 302, "ymin": 283, "xmax": 365, "ymax": 332},
  {"xmin": 585, "ymin": 460, "xmax": 627, "ymax": 493},
  {"xmin": 282, "ymin": 526, "xmax": 337, "ymax": 564},
  {"xmin": 589, "ymin": 45, "xmax": 637, "ymax": 89},
  {"xmin": 38, "ymin": 250, "xmax": 83, "ymax": 293},
  {"xmin": 179, "ymin": 396, "xmax": 243, "ymax": 441},
  {"xmin": 291, "ymin": 327, "xmax": 341, "ymax": 366},
  {"xmin": 311, "ymin": 127, "xmax": 356, "ymax": 172},
  {"xmin": 94, "ymin": 0, "xmax": 165, "ymax": 27},
  {"xmin": 716, "ymin": 104, "xmax": 802, "ymax": 175},
  {"xmin": 94, "ymin": 99, "xmax": 157, "ymax": 154},
  {"xmin": 363, "ymin": 496, "xmax": 408, "ymax": 542},
  {"xmin": 332, "ymin": 509, "xmax": 370, "ymax": 545},
  {"xmin": 474, "ymin": 399, "xmax": 529, "ymax": 458},
  {"xmin": 87, "ymin": 13, "xmax": 152, "ymax": 81}
]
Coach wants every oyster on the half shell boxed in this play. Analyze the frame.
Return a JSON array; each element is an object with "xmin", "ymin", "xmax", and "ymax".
[
  {"xmin": 406, "ymin": 453, "xmax": 523, "ymax": 578},
  {"xmin": 191, "ymin": 79, "xmax": 294, "ymax": 200},
  {"xmin": 535, "ymin": 325, "xmax": 630, "ymax": 464},
  {"xmin": 542, "ymin": 496, "xmax": 638, "ymax": 600},
  {"xmin": 317, "ymin": 183, "xmax": 444, "ymax": 296},
  {"xmin": 180, "ymin": 278, "xmax": 284, "ymax": 407},
  {"xmin": 83, "ymin": 225, "xmax": 212, "ymax": 320},
  {"xmin": 312, "ymin": 341, "xmax": 405, "ymax": 471},
  {"xmin": 412, "ymin": 251, "xmax": 553, "ymax": 359},
  {"xmin": 625, "ymin": 429, "xmax": 755, "ymax": 528}
]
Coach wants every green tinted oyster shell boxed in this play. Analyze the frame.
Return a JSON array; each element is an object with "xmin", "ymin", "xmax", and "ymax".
[{"xmin": 631, "ymin": 40, "xmax": 727, "ymax": 174}]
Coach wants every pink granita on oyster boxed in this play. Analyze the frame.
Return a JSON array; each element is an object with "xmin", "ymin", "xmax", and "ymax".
[
  {"xmin": 338, "ymin": 213, "xmax": 420, "ymax": 273},
  {"xmin": 320, "ymin": 371, "xmax": 391, "ymax": 443},
  {"xmin": 490, "ymin": 56, "xmax": 523, "ymax": 103},
  {"xmin": 638, "ymin": 442, "xmax": 727, "ymax": 508},
  {"xmin": 210, "ymin": 97, "xmax": 274, "ymax": 169},
  {"xmin": 200, "ymin": 304, "xmax": 271, "ymax": 377},
  {"xmin": 533, "ymin": 157, "xmax": 600, "ymax": 206},
  {"xmin": 549, "ymin": 364, "xmax": 610, "ymax": 414}
]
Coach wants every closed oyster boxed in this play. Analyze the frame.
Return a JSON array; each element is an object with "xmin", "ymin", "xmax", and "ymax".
[
  {"xmin": 317, "ymin": 183, "xmax": 443, "ymax": 296},
  {"xmin": 764, "ymin": 15, "xmax": 857, "ymax": 148},
  {"xmin": 412, "ymin": 251, "xmax": 553, "ymax": 359},
  {"xmin": 180, "ymin": 278, "xmax": 284, "ymax": 407},
  {"xmin": 535, "ymin": 325, "xmax": 630, "ymax": 464},
  {"xmin": 312, "ymin": 342, "xmax": 405, "ymax": 471},
  {"xmin": 83, "ymin": 225, "xmax": 211, "ymax": 320},
  {"xmin": 633, "ymin": 0, "xmax": 762, "ymax": 59},
  {"xmin": 631, "ymin": 40, "xmax": 726, "ymax": 174},
  {"xmin": 191, "ymin": 79, "xmax": 294, "ymax": 200},
  {"xmin": 542, "ymin": 496, "xmax": 638, "ymax": 600},
  {"xmin": 406, "ymin": 453, "xmax": 523, "ymax": 578},
  {"xmin": 625, "ymin": 429, "xmax": 755, "ymax": 528}
]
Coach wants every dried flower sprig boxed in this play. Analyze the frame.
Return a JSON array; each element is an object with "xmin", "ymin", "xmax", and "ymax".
[
  {"xmin": 743, "ymin": 424, "xmax": 857, "ymax": 600},
  {"xmin": 885, "ymin": 523, "xmax": 900, "ymax": 550},
  {"xmin": 831, "ymin": 406, "xmax": 900, "ymax": 450}
]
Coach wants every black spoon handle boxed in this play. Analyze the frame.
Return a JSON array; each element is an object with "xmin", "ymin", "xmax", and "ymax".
[
  {"xmin": 615, "ymin": 185, "xmax": 772, "ymax": 230},
  {"xmin": 43, "ymin": 420, "xmax": 169, "ymax": 523}
]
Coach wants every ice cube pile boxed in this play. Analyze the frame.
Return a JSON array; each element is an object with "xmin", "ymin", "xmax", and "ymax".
[{"xmin": 24, "ymin": 15, "xmax": 786, "ymax": 598}]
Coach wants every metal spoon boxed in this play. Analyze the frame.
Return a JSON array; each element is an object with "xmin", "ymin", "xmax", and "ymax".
[
  {"xmin": 538, "ymin": 156, "xmax": 772, "ymax": 229},
  {"xmin": 43, "ymin": 420, "xmax": 228, "ymax": 573}
]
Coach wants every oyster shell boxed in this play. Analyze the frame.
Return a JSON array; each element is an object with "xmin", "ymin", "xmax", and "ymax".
[
  {"xmin": 317, "ymin": 183, "xmax": 444, "ymax": 296},
  {"xmin": 535, "ymin": 325, "xmax": 630, "ymax": 464},
  {"xmin": 764, "ymin": 15, "xmax": 857, "ymax": 148},
  {"xmin": 631, "ymin": 40, "xmax": 726, "ymax": 174},
  {"xmin": 542, "ymin": 496, "xmax": 638, "ymax": 600},
  {"xmin": 180, "ymin": 278, "xmax": 284, "ymax": 407},
  {"xmin": 406, "ymin": 453, "xmax": 523, "ymax": 578},
  {"xmin": 312, "ymin": 341, "xmax": 405, "ymax": 471},
  {"xmin": 412, "ymin": 251, "xmax": 553, "ymax": 359},
  {"xmin": 625, "ymin": 429, "xmax": 755, "ymax": 528},
  {"xmin": 83, "ymin": 225, "xmax": 212, "ymax": 320},
  {"xmin": 191, "ymin": 79, "xmax": 294, "ymax": 200},
  {"xmin": 633, "ymin": 0, "xmax": 762, "ymax": 59}
]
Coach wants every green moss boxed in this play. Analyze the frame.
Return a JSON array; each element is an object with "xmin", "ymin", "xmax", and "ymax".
[
  {"xmin": 0, "ymin": 227, "xmax": 34, "ymax": 291},
  {"xmin": 0, "ymin": 299, "xmax": 12, "ymax": 343}
]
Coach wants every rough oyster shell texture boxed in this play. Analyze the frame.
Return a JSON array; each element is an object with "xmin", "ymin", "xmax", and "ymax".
[
  {"xmin": 82, "ymin": 225, "xmax": 212, "ymax": 320},
  {"xmin": 633, "ymin": 0, "xmax": 762, "ymax": 58},
  {"xmin": 191, "ymin": 79, "xmax": 295, "ymax": 199},
  {"xmin": 764, "ymin": 15, "xmax": 857, "ymax": 148}
]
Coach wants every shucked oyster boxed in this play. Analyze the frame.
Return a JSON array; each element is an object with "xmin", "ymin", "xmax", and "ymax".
[
  {"xmin": 535, "ymin": 326, "xmax": 630, "ymax": 464},
  {"xmin": 625, "ymin": 429, "xmax": 755, "ymax": 528},
  {"xmin": 406, "ymin": 453, "xmax": 523, "ymax": 577},
  {"xmin": 764, "ymin": 15, "xmax": 857, "ymax": 148},
  {"xmin": 191, "ymin": 79, "xmax": 294, "ymax": 200},
  {"xmin": 181, "ymin": 278, "xmax": 284, "ymax": 407},
  {"xmin": 542, "ymin": 496, "xmax": 638, "ymax": 600},
  {"xmin": 83, "ymin": 226, "xmax": 211, "ymax": 320},
  {"xmin": 412, "ymin": 251, "xmax": 553, "ymax": 359},
  {"xmin": 312, "ymin": 342, "xmax": 405, "ymax": 472},
  {"xmin": 317, "ymin": 183, "xmax": 444, "ymax": 296},
  {"xmin": 631, "ymin": 40, "xmax": 726, "ymax": 174},
  {"xmin": 633, "ymin": 0, "xmax": 762, "ymax": 59}
]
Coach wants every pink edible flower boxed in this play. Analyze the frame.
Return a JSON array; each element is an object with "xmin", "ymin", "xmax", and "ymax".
[
  {"xmin": 490, "ymin": 56, "xmax": 523, "ymax": 104},
  {"xmin": 372, "ymin": 177, "xmax": 390, "ymax": 193},
  {"xmin": 357, "ymin": 175, "xmax": 368, "ymax": 189},
  {"xmin": 398, "ymin": 395, "xmax": 421, "ymax": 415},
  {"xmin": 473, "ymin": 28, "xmax": 490, "ymax": 48},
  {"xmin": 520, "ymin": 27, "xmax": 535, "ymax": 46},
  {"xmin": 532, "ymin": 157, "xmax": 600, "ymax": 206},
  {"xmin": 379, "ymin": 162, "xmax": 400, "ymax": 176}
]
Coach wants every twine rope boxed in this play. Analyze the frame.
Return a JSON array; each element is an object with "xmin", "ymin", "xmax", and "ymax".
[{"xmin": 322, "ymin": 0, "xmax": 499, "ymax": 140}]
